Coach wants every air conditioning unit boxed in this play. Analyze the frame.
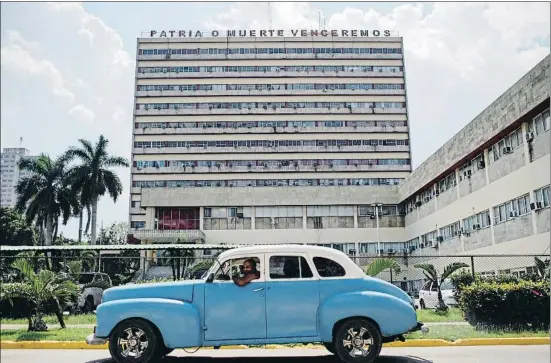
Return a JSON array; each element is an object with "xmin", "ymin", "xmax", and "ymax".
[
  {"xmin": 430, "ymin": 240, "xmax": 438, "ymax": 248},
  {"xmin": 236, "ymin": 213, "xmax": 244, "ymax": 219},
  {"xmin": 420, "ymin": 243, "xmax": 425, "ymax": 249},
  {"xmin": 477, "ymin": 160, "xmax": 485, "ymax": 170},
  {"xmin": 503, "ymin": 146, "xmax": 512, "ymax": 154},
  {"xmin": 415, "ymin": 201, "xmax": 422, "ymax": 207},
  {"xmin": 526, "ymin": 132, "xmax": 535, "ymax": 142},
  {"xmin": 379, "ymin": 249, "xmax": 384, "ymax": 255},
  {"xmin": 164, "ymin": 54, "xmax": 171, "ymax": 59},
  {"xmin": 388, "ymin": 249, "xmax": 395, "ymax": 255},
  {"xmin": 509, "ymin": 210, "xmax": 519, "ymax": 218},
  {"xmin": 466, "ymin": 170, "xmax": 472, "ymax": 177},
  {"xmin": 424, "ymin": 197, "xmax": 430, "ymax": 202},
  {"xmin": 473, "ymin": 224, "xmax": 481, "ymax": 230},
  {"xmin": 436, "ymin": 236, "xmax": 444, "ymax": 243}
]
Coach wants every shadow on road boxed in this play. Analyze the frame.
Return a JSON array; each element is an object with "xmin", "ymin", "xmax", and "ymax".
[{"xmin": 85, "ymin": 353, "xmax": 433, "ymax": 363}]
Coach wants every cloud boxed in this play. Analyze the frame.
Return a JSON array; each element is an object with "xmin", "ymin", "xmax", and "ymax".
[
  {"xmin": 69, "ymin": 104, "xmax": 95, "ymax": 122},
  {"xmin": 1, "ymin": 35, "xmax": 75, "ymax": 102},
  {"xmin": 203, "ymin": 2, "xmax": 550, "ymax": 165}
]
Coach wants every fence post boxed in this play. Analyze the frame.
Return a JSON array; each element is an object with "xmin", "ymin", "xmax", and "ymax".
[{"xmin": 470, "ymin": 256, "xmax": 475, "ymax": 279}]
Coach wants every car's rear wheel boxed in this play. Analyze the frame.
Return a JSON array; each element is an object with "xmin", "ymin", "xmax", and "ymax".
[
  {"xmin": 333, "ymin": 318, "xmax": 382, "ymax": 363},
  {"xmin": 323, "ymin": 342, "xmax": 335, "ymax": 354},
  {"xmin": 109, "ymin": 319, "xmax": 160, "ymax": 363},
  {"xmin": 82, "ymin": 296, "xmax": 95, "ymax": 313}
]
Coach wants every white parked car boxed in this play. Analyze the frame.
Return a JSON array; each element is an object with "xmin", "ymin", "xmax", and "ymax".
[
  {"xmin": 76, "ymin": 273, "xmax": 112, "ymax": 312},
  {"xmin": 418, "ymin": 280, "xmax": 456, "ymax": 309}
]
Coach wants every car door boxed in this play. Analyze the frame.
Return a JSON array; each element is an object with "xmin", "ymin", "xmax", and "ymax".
[
  {"xmin": 204, "ymin": 254, "xmax": 267, "ymax": 341},
  {"xmin": 264, "ymin": 253, "xmax": 319, "ymax": 338}
]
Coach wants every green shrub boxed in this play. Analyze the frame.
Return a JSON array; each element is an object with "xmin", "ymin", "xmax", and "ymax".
[
  {"xmin": 0, "ymin": 283, "xmax": 60, "ymax": 319},
  {"xmin": 134, "ymin": 277, "xmax": 174, "ymax": 284},
  {"xmin": 460, "ymin": 280, "xmax": 550, "ymax": 330}
]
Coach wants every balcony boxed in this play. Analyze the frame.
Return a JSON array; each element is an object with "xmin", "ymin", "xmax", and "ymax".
[
  {"xmin": 132, "ymin": 163, "xmax": 412, "ymax": 174},
  {"xmin": 136, "ymin": 71, "xmax": 405, "ymax": 80},
  {"xmin": 134, "ymin": 89, "xmax": 405, "ymax": 98},
  {"xmin": 134, "ymin": 107, "xmax": 407, "ymax": 116},
  {"xmin": 137, "ymin": 53, "xmax": 403, "ymax": 62},
  {"xmin": 132, "ymin": 144, "xmax": 410, "ymax": 155},
  {"xmin": 130, "ymin": 229, "xmax": 206, "ymax": 243}
]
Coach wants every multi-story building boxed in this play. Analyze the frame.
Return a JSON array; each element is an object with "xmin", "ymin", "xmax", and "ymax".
[
  {"xmin": 129, "ymin": 32, "xmax": 549, "ymax": 279},
  {"xmin": 130, "ymin": 32, "xmax": 411, "ymax": 251},
  {"xmin": 0, "ymin": 148, "xmax": 38, "ymax": 208}
]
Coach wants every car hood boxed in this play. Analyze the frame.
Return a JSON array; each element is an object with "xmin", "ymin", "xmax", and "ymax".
[
  {"xmin": 101, "ymin": 280, "xmax": 199, "ymax": 304},
  {"xmin": 362, "ymin": 276, "xmax": 414, "ymax": 307}
]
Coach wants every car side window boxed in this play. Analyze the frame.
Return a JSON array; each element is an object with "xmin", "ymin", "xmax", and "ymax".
[
  {"xmin": 269, "ymin": 256, "xmax": 313, "ymax": 279},
  {"xmin": 421, "ymin": 282, "xmax": 431, "ymax": 291},
  {"xmin": 214, "ymin": 257, "xmax": 261, "ymax": 281},
  {"xmin": 430, "ymin": 283, "xmax": 438, "ymax": 292},
  {"xmin": 312, "ymin": 257, "xmax": 346, "ymax": 277}
]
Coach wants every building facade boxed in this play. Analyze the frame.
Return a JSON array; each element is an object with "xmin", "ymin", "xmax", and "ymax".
[
  {"xmin": 130, "ymin": 33, "xmax": 411, "ymax": 251},
  {"xmin": 0, "ymin": 148, "xmax": 38, "ymax": 208},
  {"xmin": 129, "ymin": 32, "xmax": 550, "ymax": 276}
]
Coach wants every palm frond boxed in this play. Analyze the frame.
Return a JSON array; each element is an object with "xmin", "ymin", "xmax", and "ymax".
[
  {"xmin": 103, "ymin": 156, "xmax": 130, "ymax": 168},
  {"xmin": 365, "ymin": 258, "xmax": 400, "ymax": 277},
  {"xmin": 441, "ymin": 262, "xmax": 470, "ymax": 281},
  {"xmin": 414, "ymin": 263, "xmax": 438, "ymax": 281}
]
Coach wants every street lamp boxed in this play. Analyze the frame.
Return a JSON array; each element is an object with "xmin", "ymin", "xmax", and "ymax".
[{"xmin": 371, "ymin": 203, "xmax": 383, "ymax": 256}]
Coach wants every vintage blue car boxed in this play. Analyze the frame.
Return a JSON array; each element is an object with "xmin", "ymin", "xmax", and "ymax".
[{"xmin": 86, "ymin": 245, "xmax": 427, "ymax": 363}]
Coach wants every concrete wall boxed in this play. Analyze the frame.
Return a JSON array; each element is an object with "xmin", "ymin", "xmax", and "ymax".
[
  {"xmin": 488, "ymin": 147, "xmax": 526, "ymax": 183},
  {"xmin": 531, "ymin": 130, "xmax": 550, "ymax": 162},
  {"xmin": 463, "ymin": 227, "xmax": 493, "ymax": 252},
  {"xmin": 398, "ymin": 55, "xmax": 550, "ymax": 200},
  {"xmin": 536, "ymin": 208, "xmax": 550, "ymax": 234},
  {"xmin": 458, "ymin": 169, "xmax": 486, "ymax": 198},
  {"xmin": 493, "ymin": 214, "xmax": 534, "ymax": 244}
]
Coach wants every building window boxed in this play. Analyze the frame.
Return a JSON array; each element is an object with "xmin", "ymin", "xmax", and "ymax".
[
  {"xmin": 131, "ymin": 221, "xmax": 145, "ymax": 229},
  {"xmin": 462, "ymin": 210, "xmax": 491, "ymax": 231},
  {"xmin": 534, "ymin": 185, "xmax": 550, "ymax": 208},
  {"xmin": 489, "ymin": 127, "xmax": 523, "ymax": 163},
  {"xmin": 439, "ymin": 222, "xmax": 461, "ymax": 241},
  {"xmin": 203, "ymin": 206, "xmax": 252, "ymax": 230},
  {"xmin": 529, "ymin": 108, "xmax": 550, "ymax": 135},
  {"xmin": 306, "ymin": 205, "xmax": 354, "ymax": 229},
  {"xmin": 154, "ymin": 207, "xmax": 200, "ymax": 230},
  {"xmin": 437, "ymin": 173, "xmax": 456, "ymax": 193},
  {"xmin": 421, "ymin": 230, "xmax": 437, "ymax": 246},
  {"xmin": 493, "ymin": 194, "xmax": 531, "ymax": 224},
  {"xmin": 256, "ymin": 206, "xmax": 303, "ymax": 230}
]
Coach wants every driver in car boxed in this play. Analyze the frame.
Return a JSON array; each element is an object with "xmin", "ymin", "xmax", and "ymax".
[{"xmin": 233, "ymin": 258, "xmax": 260, "ymax": 286}]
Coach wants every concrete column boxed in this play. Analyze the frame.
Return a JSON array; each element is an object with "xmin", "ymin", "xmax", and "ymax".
[
  {"xmin": 488, "ymin": 207, "xmax": 496, "ymax": 245},
  {"xmin": 353, "ymin": 206, "xmax": 359, "ymax": 228},
  {"xmin": 483, "ymin": 148, "xmax": 491, "ymax": 185},
  {"xmin": 521, "ymin": 122, "xmax": 531, "ymax": 166},
  {"xmin": 251, "ymin": 206, "xmax": 256, "ymax": 230},
  {"xmin": 199, "ymin": 207, "xmax": 204, "ymax": 230},
  {"xmin": 302, "ymin": 206, "xmax": 307, "ymax": 229},
  {"xmin": 530, "ymin": 190, "xmax": 538, "ymax": 235},
  {"xmin": 145, "ymin": 207, "xmax": 156, "ymax": 229}
]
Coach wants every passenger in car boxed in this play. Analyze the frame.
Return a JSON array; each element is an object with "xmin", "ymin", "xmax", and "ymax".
[{"xmin": 233, "ymin": 258, "xmax": 260, "ymax": 286}]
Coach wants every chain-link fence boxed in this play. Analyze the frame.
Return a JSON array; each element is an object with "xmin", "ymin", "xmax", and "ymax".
[{"xmin": 1, "ymin": 249, "xmax": 546, "ymax": 293}]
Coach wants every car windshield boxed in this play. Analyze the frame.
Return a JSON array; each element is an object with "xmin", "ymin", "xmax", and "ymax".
[{"xmin": 440, "ymin": 281, "xmax": 453, "ymax": 290}]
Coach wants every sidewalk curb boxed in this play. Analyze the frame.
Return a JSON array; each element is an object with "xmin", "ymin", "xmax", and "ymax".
[{"xmin": 1, "ymin": 338, "xmax": 549, "ymax": 350}]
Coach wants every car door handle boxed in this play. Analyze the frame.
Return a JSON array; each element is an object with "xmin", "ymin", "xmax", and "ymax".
[{"xmin": 253, "ymin": 288, "xmax": 264, "ymax": 292}]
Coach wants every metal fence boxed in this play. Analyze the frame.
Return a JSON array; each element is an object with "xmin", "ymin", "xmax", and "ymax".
[{"xmin": 1, "ymin": 249, "xmax": 546, "ymax": 296}]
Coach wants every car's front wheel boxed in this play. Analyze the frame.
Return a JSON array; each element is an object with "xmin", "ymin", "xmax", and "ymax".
[
  {"xmin": 333, "ymin": 318, "xmax": 382, "ymax": 363},
  {"xmin": 419, "ymin": 299, "xmax": 426, "ymax": 309},
  {"xmin": 109, "ymin": 319, "xmax": 160, "ymax": 363}
]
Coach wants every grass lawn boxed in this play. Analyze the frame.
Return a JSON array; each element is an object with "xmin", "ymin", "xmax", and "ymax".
[
  {"xmin": 1, "ymin": 314, "xmax": 96, "ymax": 326},
  {"xmin": 1, "ymin": 325, "xmax": 547, "ymax": 343},
  {"xmin": 416, "ymin": 308, "xmax": 464, "ymax": 323}
]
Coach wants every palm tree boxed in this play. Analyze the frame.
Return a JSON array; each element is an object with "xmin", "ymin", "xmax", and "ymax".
[
  {"xmin": 15, "ymin": 155, "xmax": 78, "ymax": 246},
  {"xmin": 1, "ymin": 259, "xmax": 79, "ymax": 331},
  {"xmin": 534, "ymin": 257, "xmax": 550, "ymax": 280},
  {"xmin": 365, "ymin": 258, "xmax": 402, "ymax": 278},
  {"xmin": 414, "ymin": 262, "xmax": 469, "ymax": 310},
  {"xmin": 63, "ymin": 135, "xmax": 129, "ymax": 245}
]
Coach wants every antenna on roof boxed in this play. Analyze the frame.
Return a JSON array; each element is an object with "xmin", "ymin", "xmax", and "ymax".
[
  {"xmin": 318, "ymin": 11, "xmax": 321, "ymax": 30},
  {"xmin": 19, "ymin": 137, "xmax": 23, "ymax": 147}
]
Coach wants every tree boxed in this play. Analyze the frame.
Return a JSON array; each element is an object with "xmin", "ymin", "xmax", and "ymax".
[
  {"xmin": 63, "ymin": 135, "xmax": 129, "ymax": 245},
  {"xmin": 15, "ymin": 155, "xmax": 78, "ymax": 246},
  {"xmin": 534, "ymin": 257, "xmax": 550, "ymax": 281},
  {"xmin": 365, "ymin": 258, "xmax": 402, "ymax": 279},
  {"xmin": 1, "ymin": 259, "xmax": 79, "ymax": 331},
  {"xmin": 414, "ymin": 262, "xmax": 469, "ymax": 311},
  {"xmin": 0, "ymin": 207, "xmax": 37, "ymax": 246}
]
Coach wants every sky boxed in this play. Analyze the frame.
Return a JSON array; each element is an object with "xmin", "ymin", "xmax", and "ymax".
[{"xmin": 1, "ymin": 2, "xmax": 550, "ymax": 239}]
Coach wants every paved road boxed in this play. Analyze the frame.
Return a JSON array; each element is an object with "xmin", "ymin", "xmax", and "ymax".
[{"xmin": 2, "ymin": 346, "xmax": 549, "ymax": 363}]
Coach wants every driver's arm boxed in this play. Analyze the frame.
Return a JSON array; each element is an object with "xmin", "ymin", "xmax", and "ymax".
[{"xmin": 233, "ymin": 273, "xmax": 258, "ymax": 287}]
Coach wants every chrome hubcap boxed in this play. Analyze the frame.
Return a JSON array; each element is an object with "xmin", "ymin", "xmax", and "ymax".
[
  {"xmin": 342, "ymin": 326, "xmax": 373, "ymax": 358},
  {"xmin": 118, "ymin": 327, "xmax": 148, "ymax": 358}
]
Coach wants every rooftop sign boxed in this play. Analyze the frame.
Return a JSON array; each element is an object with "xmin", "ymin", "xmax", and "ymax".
[{"xmin": 145, "ymin": 29, "xmax": 396, "ymax": 38}]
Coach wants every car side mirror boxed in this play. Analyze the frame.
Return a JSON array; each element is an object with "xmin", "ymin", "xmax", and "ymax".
[{"xmin": 206, "ymin": 273, "xmax": 215, "ymax": 283}]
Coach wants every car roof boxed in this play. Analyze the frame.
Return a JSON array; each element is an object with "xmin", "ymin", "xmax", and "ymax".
[{"xmin": 217, "ymin": 245, "xmax": 365, "ymax": 278}]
